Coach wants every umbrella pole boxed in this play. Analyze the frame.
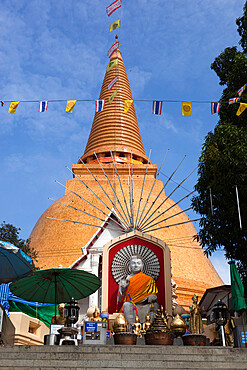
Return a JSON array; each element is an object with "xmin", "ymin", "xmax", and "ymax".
[{"xmin": 55, "ymin": 273, "xmax": 57, "ymax": 325}]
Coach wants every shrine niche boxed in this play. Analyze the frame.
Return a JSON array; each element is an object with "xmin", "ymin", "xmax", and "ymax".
[{"xmin": 101, "ymin": 230, "xmax": 172, "ymax": 318}]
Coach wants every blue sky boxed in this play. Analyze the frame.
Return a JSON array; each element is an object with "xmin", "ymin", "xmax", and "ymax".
[{"xmin": 1, "ymin": 0, "xmax": 246, "ymax": 283}]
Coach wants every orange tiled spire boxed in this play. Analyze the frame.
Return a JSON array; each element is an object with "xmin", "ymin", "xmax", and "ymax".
[{"xmin": 80, "ymin": 40, "xmax": 149, "ymax": 164}]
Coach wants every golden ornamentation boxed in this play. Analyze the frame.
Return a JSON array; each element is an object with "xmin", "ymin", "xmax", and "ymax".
[
  {"xmin": 91, "ymin": 306, "xmax": 102, "ymax": 322},
  {"xmin": 170, "ymin": 314, "xmax": 186, "ymax": 338},
  {"xmin": 113, "ymin": 313, "xmax": 129, "ymax": 333}
]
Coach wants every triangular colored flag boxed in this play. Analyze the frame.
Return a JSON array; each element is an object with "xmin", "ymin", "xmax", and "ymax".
[
  {"xmin": 95, "ymin": 100, "xmax": 105, "ymax": 112},
  {"xmin": 124, "ymin": 100, "xmax": 133, "ymax": 113},
  {"xmin": 237, "ymin": 83, "xmax": 247, "ymax": 97},
  {"xmin": 108, "ymin": 76, "xmax": 117, "ymax": 90},
  {"xmin": 109, "ymin": 19, "xmax": 120, "ymax": 32},
  {"xmin": 66, "ymin": 100, "xmax": 76, "ymax": 114},
  {"xmin": 106, "ymin": 59, "xmax": 118, "ymax": 72},
  {"xmin": 236, "ymin": 103, "xmax": 247, "ymax": 116},
  {"xmin": 109, "ymin": 90, "xmax": 117, "ymax": 104},
  {"xmin": 152, "ymin": 101, "xmax": 163, "ymax": 115},
  {"xmin": 8, "ymin": 101, "xmax": 20, "ymax": 114},
  {"xmin": 229, "ymin": 97, "xmax": 241, "ymax": 104},
  {"xmin": 211, "ymin": 102, "xmax": 221, "ymax": 114},
  {"xmin": 108, "ymin": 42, "xmax": 119, "ymax": 58},
  {"xmin": 182, "ymin": 101, "xmax": 191, "ymax": 116},
  {"xmin": 38, "ymin": 101, "xmax": 48, "ymax": 112},
  {"xmin": 106, "ymin": 0, "xmax": 121, "ymax": 16}
]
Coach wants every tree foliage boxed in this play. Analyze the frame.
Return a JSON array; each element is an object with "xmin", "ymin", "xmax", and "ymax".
[
  {"xmin": 192, "ymin": 2, "xmax": 247, "ymax": 286},
  {"xmin": 0, "ymin": 221, "xmax": 38, "ymax": 264}
]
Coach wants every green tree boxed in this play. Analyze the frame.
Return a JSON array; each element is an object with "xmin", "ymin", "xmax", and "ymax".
[
  {"xmin": 0, "ymin": 221, "xmax": 38, "ymax": 265},
  {"xmin": 192, "ymin": 2, "xmax": 247, "ymax": 287}
]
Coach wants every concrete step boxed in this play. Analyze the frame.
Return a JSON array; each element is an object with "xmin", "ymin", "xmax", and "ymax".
[{"xmin": 0, "ymin": 345, "xmax": 246, "ymax": 369}]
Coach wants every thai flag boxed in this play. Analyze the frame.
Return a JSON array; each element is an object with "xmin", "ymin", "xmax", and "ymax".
[
  {"xmin": 38, "ymin": 101, "xmax": 48, "ymax": 112},
  {"xmin": 211, "ymin": 102, "xmax": 221, "ymax": 114},
  {"xmin": 95, "ymin": 100, "xmax": 105, "ymax": 112},
  {"xmin": 152, "ymin": 101, "xmax": 163, "ymax": 115}
]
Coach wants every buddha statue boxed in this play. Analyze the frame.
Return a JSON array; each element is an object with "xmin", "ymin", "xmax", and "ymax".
[
  {"xmin": 142, "ymin": 311, "xmax": 152, "ymax": 333},
  {"xmin": 118, "ymin": 254, "xmax": 158, "ymax": 327},
  {"xmin": 51, "ymin": 303, "xmax": 66, "ymax": 325},
  {"xmin": 132, "ymin": 315, "xmax": 142, "ymax": 337},
  {"xmin": 189, "ymin": 294, "xmax": 203, "ymax": 334}
]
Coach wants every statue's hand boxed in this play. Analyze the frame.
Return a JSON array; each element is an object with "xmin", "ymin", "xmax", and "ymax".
[
  {"xmin": 119, "ymin": 278, "xmax": 130, "ymax": 296},
  {"xmin": 147, "ymin": 294, "xmax": 157, "ymax": 303}
]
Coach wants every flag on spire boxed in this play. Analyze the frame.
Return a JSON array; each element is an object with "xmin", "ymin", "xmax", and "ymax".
[
  {"xmin": 152, "ymin": 101, "xmax": 163, "ymax": 115},
  {"xmin": 236, "ymin": 103, "xmax": 247, "ymax": 116},
  {"xmin": 124, "ymin": 100, "xmax": 133, "ymax": 113},
  {"xmin": 38, "ymin": 101, "xmax": 48, "ymax": 112},
  {"xmin": 66, "ymin": 100, "xmax": 76, "ymax": 114},
  {"xmin": 106, "ymin": 59, "xmax": 118, "ymax": 72},
  {"xmin": 229, "ymin": 97, "xmax": 241, "ymax": 104},
  {"xmin": 108, "ymin": 42, "xmax": 119, "ymax": 58},
  {"xmin": 211, "ymin": 102, "xmax": 221, "ymax": 114},
  {"xmin": 95, "ymin": 100, "xmax": 105, "ymax": 112},
  {"xmin": 108, "ymin": 76, "xmax": 117, "ymax": 90},
  {"xmin": 182, "ymin": 101, "xmax": 191, "ymax": 116},
  {"xmin": 8, "ymin": 101, "xmax": 20, "ymax": 114},
  {"xmin": 109, "ymin": 20, "xmax": 120, "ymax": 32},
  {"xmin": 106, "ymin": 0, "xmax": 121, "ymax": 16},
  {"xmin": 109, "ymin": 90, "xmax": 117, "ymax": 104},
  {"xmin": 237, "ymin": 83, "xmax": 247, "ymax": 97}
]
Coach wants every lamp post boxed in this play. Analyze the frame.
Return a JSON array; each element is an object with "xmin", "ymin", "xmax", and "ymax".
[
  {"xmin": 212, "ymin": 299, "xmax": 228, "ymax": 346},
  {"xmin": 64, "ymin": 297, "xmax": 80, "ymax": 327}
]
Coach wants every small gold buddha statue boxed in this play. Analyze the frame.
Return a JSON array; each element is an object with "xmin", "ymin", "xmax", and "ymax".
[
  {"xmin": 132, "ymin": 315, "xmax": 142, "ymax": 337},
  {"xmin": 51, "ymin": 303, "xmax": 66, "ymax": 325},
  {"xmin": 142, "ymin": 311, "xmax": 152, "ymax": 333},
  {"xmin": 189, "ymin": 294, "xmax": 203, "ymax": 334}
]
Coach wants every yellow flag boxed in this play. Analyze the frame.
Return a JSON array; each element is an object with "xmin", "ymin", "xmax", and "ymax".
[
  {"xmin": 66, "ymin": 100, "xmax": 76, "ymax": 114},
  {"xmin": 236, "ymin": 103, "xmax": 247, "ymax": 116},
  {"xmin": 109, "ymin": 90, "xmax": 117, "ymax": 104},
  {"xmin": 109, "ymin": 19, "xmax": 120, "ymax": 32},
  {"xmin": 106, "ymin": 59, "xmax": 118, "ymax": 72},
  {"xmin": 8, "ymin": 101, "xmax": 20, "ymax": 114},
  {"xmin": 182, "ymin": 101, "xmax": 191, "ymax": 116},
  {"xmin": 124, "ymin": 100, "xmax": 133, "ymax": 113}
]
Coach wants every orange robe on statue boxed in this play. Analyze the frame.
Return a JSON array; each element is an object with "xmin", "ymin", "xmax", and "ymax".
[{"xmin": 126, "ymin": 272, "xmax": 158, "ymax": 304}]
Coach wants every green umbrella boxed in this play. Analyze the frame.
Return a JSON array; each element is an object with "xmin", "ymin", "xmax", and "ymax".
[{"xmin": 11, "ymin": 268, "xmax": 101, "ymax": 323}]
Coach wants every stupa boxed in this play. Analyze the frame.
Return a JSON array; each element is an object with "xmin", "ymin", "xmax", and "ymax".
[{"xmin": 29, "ymin": 42, "xmax": 222, "ymax": 310}]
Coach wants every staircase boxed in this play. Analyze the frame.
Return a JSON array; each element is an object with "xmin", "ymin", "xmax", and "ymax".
[{"xmin": 0, "ymin": 345, "xmax": 247, "ymax": 369}]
